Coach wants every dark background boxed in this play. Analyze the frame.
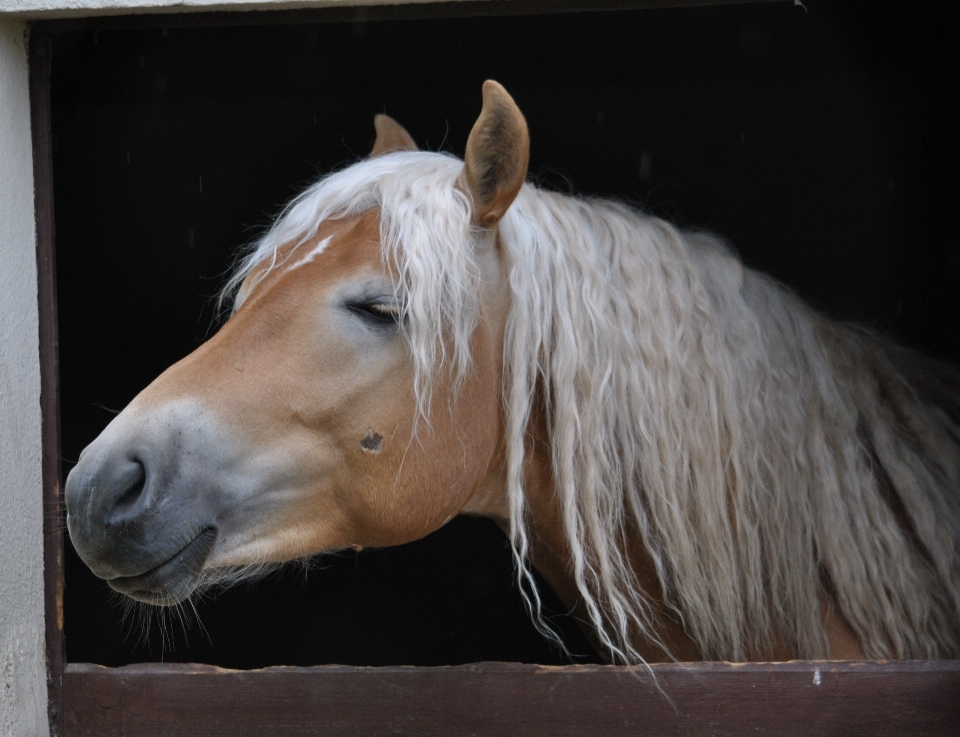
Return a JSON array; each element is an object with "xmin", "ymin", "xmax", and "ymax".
[{"xmin": 51, "ymin": 0, "xmax": 959, "ymax": 668}]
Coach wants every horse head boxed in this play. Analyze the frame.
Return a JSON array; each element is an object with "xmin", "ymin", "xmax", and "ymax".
[{"xmin": 65, "ymin": 81, "xmax": 528, "ymax": 606}]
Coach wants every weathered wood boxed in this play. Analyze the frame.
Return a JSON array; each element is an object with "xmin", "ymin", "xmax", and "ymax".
[
  {"xmin": 36, "ymin": 0, "xmax": 785, "ymax": 33},
  {"xmin": 30, "ymin": 23, "xmax": 65, "ymax": 737},
  {"xmin": 63, "ymin": 660, "xmax": 960, "ymax": 736}
]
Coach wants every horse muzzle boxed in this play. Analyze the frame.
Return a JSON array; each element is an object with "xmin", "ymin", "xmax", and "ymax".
[
  {"xmin": 65, "ymin": 403, "xmax": 225, "ymax": 605},
  {"xmin": 104, "ymin": 527, "xmax": 218, "ymax": 605}
]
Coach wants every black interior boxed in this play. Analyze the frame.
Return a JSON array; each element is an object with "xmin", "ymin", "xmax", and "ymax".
[{"xmin": 51, "ymin": 1, "xmax": 959, "ymax": 668}]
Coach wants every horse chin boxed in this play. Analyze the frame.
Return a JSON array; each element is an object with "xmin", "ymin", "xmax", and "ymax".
[{"xmin": 105, "ymin": 526, "xmax": 218, "ymax": 606}]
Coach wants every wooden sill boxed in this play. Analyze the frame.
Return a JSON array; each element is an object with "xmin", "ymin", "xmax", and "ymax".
[{"xmin": 63, "ymin": 659, "xmax": 960, "ymax": 736}]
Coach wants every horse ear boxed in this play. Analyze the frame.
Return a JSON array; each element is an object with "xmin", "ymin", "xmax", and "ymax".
[
  {"xmin": 458, "ymin": 80, "xmax": 530, "ymax": 227},
  {"xmin": 371, "ymin": 114, "xmax": 418, "ymax": 157}
]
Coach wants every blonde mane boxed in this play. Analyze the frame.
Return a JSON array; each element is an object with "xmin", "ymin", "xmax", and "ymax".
[{"xmin": 223, "ymin": 151, "xmax": 960, "ymax": 662}]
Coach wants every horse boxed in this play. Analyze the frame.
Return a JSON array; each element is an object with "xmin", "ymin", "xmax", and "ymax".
[{"xmin": 65, "ymin": 80, "xmax": 960, "ymax": 664}]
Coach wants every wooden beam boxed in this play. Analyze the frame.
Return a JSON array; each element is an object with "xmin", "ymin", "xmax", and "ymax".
[
  {"xmin": 35, "ymin": 0, "xmax": 786, "ymax": 32},
  {"xmin": 64, "ymin": 660, "xmax": 960, "ymax": 736},
  {"xmin": 29, "ymin": 22, "xmax": 65, "ymax": 737}
]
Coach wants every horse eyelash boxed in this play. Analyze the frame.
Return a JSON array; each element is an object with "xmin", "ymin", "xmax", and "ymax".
[{"xmin": 347, "ymin": 301, "xmax": 403, "ymax": 325}]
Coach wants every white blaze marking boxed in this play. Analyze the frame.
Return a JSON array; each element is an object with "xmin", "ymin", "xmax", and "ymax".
[
  {"xmin": 286, "ymin": 236, "xmax": 332, "ymax": 272},
  {"xmin": 232, "ymin": 236, "xmax": 334, "ymax": 313},
  {"xmin": 813, "ymin": 668, "xmax": 822, "ymax": 686}
]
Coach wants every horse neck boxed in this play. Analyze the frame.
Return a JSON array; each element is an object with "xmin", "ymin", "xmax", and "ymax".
[{"xmin": 512, "ymin": 385, "xmax": 703, "ymax": 664}]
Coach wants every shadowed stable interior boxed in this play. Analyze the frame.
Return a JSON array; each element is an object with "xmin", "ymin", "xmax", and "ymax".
[{"xmin": 52, "ymin": 1, "xmax": 959, "ymax": 669}]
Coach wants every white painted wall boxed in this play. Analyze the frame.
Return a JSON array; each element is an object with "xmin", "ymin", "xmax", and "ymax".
[{"xmin": 0, "ymin": 18, "xmax": 50, "ymax": 737}]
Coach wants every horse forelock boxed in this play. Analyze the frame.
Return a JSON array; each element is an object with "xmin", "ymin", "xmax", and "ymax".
[
  {"xmin": 220, "ymin": 149, "xmax": 960, "ymax": 664},
  {"xmin": 220, "ymin": 152, "xmax": 484, "ymax": 421}
]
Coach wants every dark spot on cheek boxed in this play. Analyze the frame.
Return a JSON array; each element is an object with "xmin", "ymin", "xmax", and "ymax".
[{"xmin": 360, "ymin": 429, "xmax": 383, "ymax": 453}]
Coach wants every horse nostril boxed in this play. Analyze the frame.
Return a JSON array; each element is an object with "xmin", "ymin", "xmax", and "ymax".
[{"xmin": 110, "ymin": 459, "xmax": 148, "ymax": 516}]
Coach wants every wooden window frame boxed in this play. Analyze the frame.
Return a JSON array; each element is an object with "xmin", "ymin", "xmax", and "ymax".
[{"xmin": 31, "ymin": 2, "xmax": 960, "ymax": 734}]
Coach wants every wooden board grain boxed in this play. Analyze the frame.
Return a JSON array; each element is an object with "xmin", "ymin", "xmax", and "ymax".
[
  {"xmin": 63, "ymin": 660, "xmax": 960, "ymax": 736},
  {"xmin": 30, "ymin": 23, "xmax": 65, "ymax": 737}
]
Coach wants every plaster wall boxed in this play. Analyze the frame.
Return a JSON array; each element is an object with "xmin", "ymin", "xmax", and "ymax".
[{"xmin": 0, "ymin": 18, "xmax": 49, "ymax": 737}]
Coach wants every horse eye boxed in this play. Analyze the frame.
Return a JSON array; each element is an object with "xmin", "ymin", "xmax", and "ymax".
[{"xmin": 347, "ymin": 301, "xmax": 402, "ymax": 326}]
